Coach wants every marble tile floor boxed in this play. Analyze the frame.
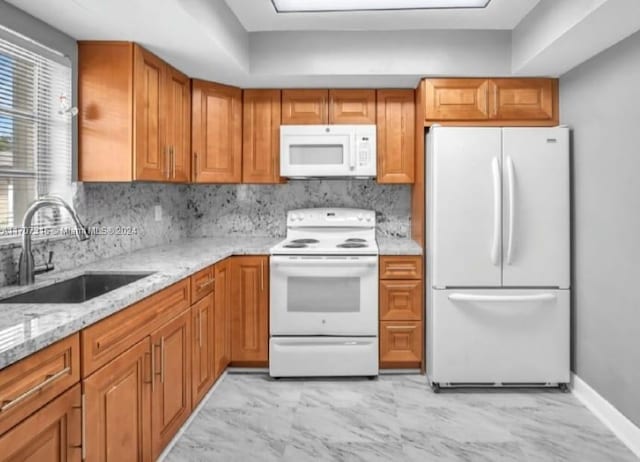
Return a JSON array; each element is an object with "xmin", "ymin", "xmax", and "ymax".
[{"xmin": 165, "ymin": 373, "xmax": 638, "ymax": 462}]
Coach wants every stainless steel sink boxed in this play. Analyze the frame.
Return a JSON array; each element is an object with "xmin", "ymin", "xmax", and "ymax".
[{"xmin": 0, "ymin": 272, "xmax": 154, "ymax": 304}]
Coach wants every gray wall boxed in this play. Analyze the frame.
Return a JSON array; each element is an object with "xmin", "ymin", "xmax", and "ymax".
[{"xmin": 561, "ymin": 29, "xmax": 640, "ymax": 427}]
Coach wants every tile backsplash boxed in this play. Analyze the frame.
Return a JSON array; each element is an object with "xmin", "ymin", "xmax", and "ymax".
[
  {"xmin": 0, "ymin": 180, "xmax": 411, "ymax": 286},
  {"xmin": 187, "ymin": 180, "xmax": 411, "ymax": 238}
]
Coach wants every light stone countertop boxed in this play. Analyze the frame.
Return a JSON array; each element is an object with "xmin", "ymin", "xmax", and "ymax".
[
  {"xmin": 0, "ymin": 235, "xmax": 423, "ymax": 370},
  {"xmin": 377, "ymin": 237, "xmax": 423, "ymax": 256},
  {"xmin": 0, "ymin": 236, "xmax": 279, "ymax": 370}
]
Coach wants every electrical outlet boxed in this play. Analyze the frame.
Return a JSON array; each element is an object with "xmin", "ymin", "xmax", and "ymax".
[{"xmin": 154, "ymin": 205, "xmax": 162, "ymax": 222}]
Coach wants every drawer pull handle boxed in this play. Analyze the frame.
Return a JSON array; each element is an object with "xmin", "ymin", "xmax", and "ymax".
[
  {"xmin": 387, "ymin": 325, "xmax": 417, "ymax": 331},
  {"xmin": 197, "ymin": 278, "xmax": 215, "ymax": 291},
  {"xmin": 0, "ymin": 366, "xmax": 70, "ymax": 412}
]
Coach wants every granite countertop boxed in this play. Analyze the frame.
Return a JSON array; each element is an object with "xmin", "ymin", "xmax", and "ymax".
[
  {"xmin": 0, "ymin": 235, "xmax": 423, "ymax": 370},
  {"xmin": 0, "ymin": 236, "xmax": 280, "ymax": 370},
  {"xmin": 377, "ymin": 237, "xmax": 423, "ymax": 255}
]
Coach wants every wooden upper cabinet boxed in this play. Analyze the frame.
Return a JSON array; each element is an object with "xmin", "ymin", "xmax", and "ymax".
[
  {"xmin": 192, "ymin": 80, "xmax": 242, "ymax": 183},
  {"xmin": 243, "ymin": 90, "xmax": 282, "ymax": 184},
  {"xmin": 84, "ymin": 337, "xmax": 152, "ymax": 462},
  {"xmin": 230, "ymin": 256, "xmax": 269, "ymax": 365},
  {"xmin": 424, "ymin": 78, "xmax": 491, "ymax": 122},
  {"xmin": 376, "ymin": 89, "xmax": 415, "ymax": 184},
  {"xmin": 490, "ymin": 78, "xmax": 558, "ymax": 124},
  {"xmin": 79, "ymin": 42, "xmax": 191, "ymax": 182},
  {"xmin": 133, "ymin": 46, "xmax": 165, "ymax": 181},
  {"xmin": 164, "ymin": 66, "xmax": 191, "ymax": 182},
  {"xmin": 0, "ymin": 384, "xmax": 82, "ymax": 462},
  {"xmin": 79, "ymin": 42, "xmax": 134, "ymax": 181},
  {"xmin": 423, "ymin": 78, "xmax": 558, "ymax": 126},
  {"xmin": 282, "ymin": 89, "xmax": 328, "ymax": 124},
  {"xmin": 329, "ymin": 89, "xmax": 376, "ymax": 124}
]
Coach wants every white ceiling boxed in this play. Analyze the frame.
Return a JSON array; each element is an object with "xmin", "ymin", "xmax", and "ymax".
[
  {"xmin": 226, "ymin": 0, "xmax": 541, "ymax": 31},
  {"xmin": 4, "ymin": 0, "xmax": 640, "ymax": 87}
]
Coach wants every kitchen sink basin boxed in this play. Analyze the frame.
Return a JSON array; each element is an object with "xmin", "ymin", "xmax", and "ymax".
[{"xmin": 0, "ymin": 272, "xmax": 154, "ymax": 304}]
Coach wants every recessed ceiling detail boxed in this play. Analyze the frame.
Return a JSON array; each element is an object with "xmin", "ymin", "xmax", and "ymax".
[{"xmin": 271, "ymin": 0, "xmax": 491, "ymax": 13}]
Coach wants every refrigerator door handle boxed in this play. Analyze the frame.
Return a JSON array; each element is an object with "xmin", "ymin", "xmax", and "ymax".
[
  {"xmin": 490, "ymin": 157, "xmax": 501, "ymax": 266},
  {"xmin": 448, "ymin": 293, "xmax": 557, "ymax": 303},
  {"xmin": 506, "ymin": 156, "xmax": 516, "ymax": 265}
]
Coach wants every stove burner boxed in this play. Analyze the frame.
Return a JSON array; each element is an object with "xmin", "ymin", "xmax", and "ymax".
[
  {"xmin": 337, "ymin": 243, "xmax": 367, "ymax": 249},
  {"xmin": 345, "ymin": 238, "xmax": 367, "ymax": 243},
  {"xmin": 284, "ymin": 243, "xmax": 307, "ymax": 248},
  {"xmin": 291, "ymin": 239, "xmax": 320, "ymax": 244}
]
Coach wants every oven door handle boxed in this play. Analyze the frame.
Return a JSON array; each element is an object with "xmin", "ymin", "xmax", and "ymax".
[{"xmin": 272, "ymin": 260, "xmax": 377, "ymax": 267}]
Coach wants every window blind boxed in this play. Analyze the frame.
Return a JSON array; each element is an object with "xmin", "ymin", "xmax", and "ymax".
[{"xmin": 0, "ymin": 25, "xmax": 73, "ymax": 236}]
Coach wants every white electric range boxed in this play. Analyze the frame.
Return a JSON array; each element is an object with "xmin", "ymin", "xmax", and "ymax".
[{"xmin": 269, "ymin": 208, "xmax": 379, "ymax": 378}]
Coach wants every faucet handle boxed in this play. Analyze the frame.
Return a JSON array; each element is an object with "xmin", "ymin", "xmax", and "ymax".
[{"xmin": 46, "ymin": 251, "xmax": 54, "ymax": 265}]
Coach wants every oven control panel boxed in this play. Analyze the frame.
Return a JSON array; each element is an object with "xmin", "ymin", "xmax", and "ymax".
[{"xmin": 287, "ymin": 208, "xmax": 375, "ymax": 227}]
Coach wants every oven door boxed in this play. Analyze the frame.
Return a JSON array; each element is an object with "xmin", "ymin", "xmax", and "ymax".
[
  {"xmin": 270, "ymin": 255, "xmax": 378, "ymax": 336},
  {"xmin": 280, "ymin": 132, "xmax": 354, "ymax": 177}
]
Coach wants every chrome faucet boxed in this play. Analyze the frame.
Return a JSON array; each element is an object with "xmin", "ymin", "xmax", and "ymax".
[{"xmin": 18, "ymin": 196, "xmax": 90, "ymax": 285}]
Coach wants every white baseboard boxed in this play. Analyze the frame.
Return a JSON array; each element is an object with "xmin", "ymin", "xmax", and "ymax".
[
  {"xmin": 157, "ymin": 370, "xmax": 228, "ymax": 461},
  {"xmin": 571, "ymin": 373, "xmax": 640, "ymax": 459}
]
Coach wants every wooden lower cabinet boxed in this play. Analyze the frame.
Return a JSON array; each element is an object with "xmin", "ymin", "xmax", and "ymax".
[
  {"xmin": 84, "ymin": 338, "xmax": 152, "ymax": 462},
  {"xmin": 0, "ymin": 334, "xmax": 80, "ymax": 436},
  {"xmin": 379, "ymin": 321, "xmax": 423, "ymax": 369},
  {"xmin": 191, "ymin": 294, "xmax": 215, "ymax": 408},
  {"xmin": 231, "ymin": 256, "xmax": 269, "ymax": 365},
  {"xmin": 214, "ymin": 259, "xmax": 232, "ymax": 378},
  {"xmin": 0, "ymin": 384, "xmax": 82, "ymax": 462},
  {"xmin": 150, "ymin": 310, "xmax": 192, "ymax": 459},
  {"xmin": 380, "ymin": 279, "xmax": 422, "ymax": 321}
]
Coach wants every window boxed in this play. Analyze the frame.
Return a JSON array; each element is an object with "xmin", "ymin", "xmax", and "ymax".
[{"xmin": 0, "ymin": 26, "xmax": 73, "ymax": 236}]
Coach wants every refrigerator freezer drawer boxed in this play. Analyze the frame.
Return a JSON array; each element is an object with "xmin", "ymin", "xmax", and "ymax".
[
  {"xmin": 429, "ymin": 289, "xmax": 570, "ymax": 385},
  {"xmin": 270, "ymin": 337, "xmax": 378, "ymax": 378}
]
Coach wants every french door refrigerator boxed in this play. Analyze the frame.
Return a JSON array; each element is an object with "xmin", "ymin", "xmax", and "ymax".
[{"xmin": 426, "ymin": 126, "xmax": 570, "ymax": 391}]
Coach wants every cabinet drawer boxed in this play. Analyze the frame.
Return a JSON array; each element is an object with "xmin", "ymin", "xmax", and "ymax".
[
  {"xmin": 191, "ymin": 266, "xmax": 215, "ymax": 303},
  {"xmin": 0, "ymin": 383, "xmax": 82, "ymax": 461},
  {"xmin": 380, "ymin": 280, "xmax": 422, "ymax": 321},
  {"xmin": 81, "ymin": 279, "xmax": 190, "ymax": 377},
  {"xmin": 380, "ymin": 256, "xmax": 423, "ymax": 280},
  {"xmin": 0, "ymin": 334, "xmax": 80, "ymax": 434},
  {"xmin": 379, "ymin": 321, "xmax": 423, "ymax": 369}
]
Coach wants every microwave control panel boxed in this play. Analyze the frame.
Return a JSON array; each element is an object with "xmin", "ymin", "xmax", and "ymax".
[{"xmin": 357, "ymin": 136, "xmax": 372, "ymax": 167}]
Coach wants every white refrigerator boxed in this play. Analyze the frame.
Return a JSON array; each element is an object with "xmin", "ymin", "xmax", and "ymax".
[{"xmin": 426, "ymin": 126, "xmax": 570, "ymax": 391}]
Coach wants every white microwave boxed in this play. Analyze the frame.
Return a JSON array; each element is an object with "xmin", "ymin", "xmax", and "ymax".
[{"xmin": 280, "ymin": 125, "xmax": 377, "ymax": 179}]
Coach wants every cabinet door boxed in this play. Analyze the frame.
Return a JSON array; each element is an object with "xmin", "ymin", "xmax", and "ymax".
[
  {"xmin": 282, "ymin": 89, "xmax": 328, "ymax": 125},
  {"xmin": 376, "ymin": 89, "xmax": 415, "ymax": 183},
  {"xmin": 490, "ymin": 79, "xmax": 557, "ymax": 124},
  {"xmin": 231, "ymin": 256, "xmax": 269, "ymax": 365},
  {"xmin": 329, "ymin": 89, "xmax": 376, "ymax": 124},
  {"xmin": 380, "ymin": 321, "xmax": 423, "ymax": 369},
  {"xmin": 150, "ymin": 310, "xmax": 192, "ymax": 459},
  {"xmin": 242, "ymin": 90, "xmax": 282, "ymax": 184},
  {"xmin": 133, "ymin": 45, "xmax": 166, "ymax": 181},
  {"xmin": 84, "ymin": 338, "xmax": 152, "ymax": 462},
  {"xmin": 214, "ymin": 259, "xmax": 232, "ymax": 378},
  {"xmin": 164, "ymin": 66, "xmax": 191, "ymax": 182},
  {"xmin": 380, "ymin": 280, "xmax": 422, "ymax": 321},
  {"xmin": 191, "ymin": 295, "xmax": 215, "ymax": 408},
  {"xmin": 192, "ymin": 80, "xmax": 242, "ymax": 183},
  {"xmin": 0, "ymin": 384, "xmax": 81, "ymax": 462},
  {"xmin": 424, "ymin": 79, "xmax": 490, "ymax": 122}
]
